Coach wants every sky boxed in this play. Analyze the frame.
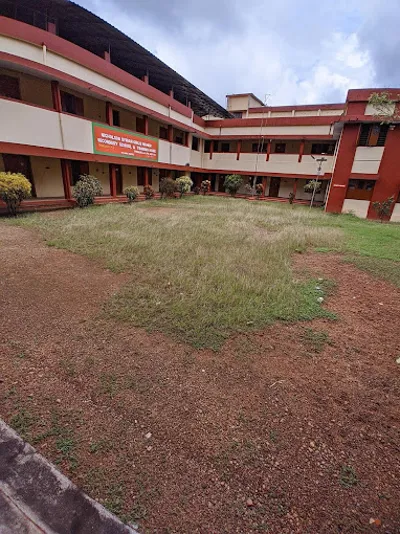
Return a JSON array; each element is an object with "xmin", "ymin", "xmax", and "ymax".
[{"xmin": 75, "ymin": 0, "xmax": 400, "ymax": 107}]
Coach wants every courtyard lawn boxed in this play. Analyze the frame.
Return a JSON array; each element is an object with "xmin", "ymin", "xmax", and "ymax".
[{"xmin": 11, "ymin": 196, "xmax": 400, "ymax": 347}]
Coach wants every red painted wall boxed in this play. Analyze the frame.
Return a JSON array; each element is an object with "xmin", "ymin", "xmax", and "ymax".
[
  {"xmin": 325, "ymin": 124, "xmax": 360, "ymax": 213},
  {"xmin": 367, "ymin": 126, "xmax": 400, "ymax": 219}
]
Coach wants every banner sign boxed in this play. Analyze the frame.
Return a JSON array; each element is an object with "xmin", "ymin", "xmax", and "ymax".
[{"xmin": 92, "ymin": 123, "xmax": 158, "ymax": 161}]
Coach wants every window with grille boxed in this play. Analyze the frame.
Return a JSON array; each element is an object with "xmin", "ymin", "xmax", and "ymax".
[
  {"xmin": 192, "ymin": 136, "xmax": 200, "ymax": 151},
  {"xmin": 358, "ymin": 124, "xmax": 389, "ymax": 147}
]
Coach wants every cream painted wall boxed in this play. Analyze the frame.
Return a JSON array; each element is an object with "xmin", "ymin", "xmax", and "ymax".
[
  {"xmin": 365, "ymin": 102, "xmax": 395, "ymax": 116},
  {"xmin": 391, "ymin": 203, "xmax": 400, "ymax": 222},
  {"xmin": 342, "ymin": 199, "xmax": 370, "ymax": 218},
  {"xmin": 0, "ymin": 68, "xmax": 53, "ymax": 108},
  {"xmin": 190, "ymin": 149, "xmax": 202, "ymax": 168},
  {"xmin": 227, "ymin": 95, "xmax": 249, "ymax": 112},
  {"xmin": 59, "ymin": 114, "xmax": 93, "ymax": 153},
  {"xmin": 295, "ymin": 180, "xmax": 327, "ymax": 201},
  {"xmin": 88, "ymin": 161, "xmax": 110, "ymax": 195},
  {"xmin": 122, "ymin": 165, "xmax": 137, "ymax": 187},
  {"xmin": 278, "ymin": 179, "xmax": 295, "ymax": 198},
  {"xmin": 351, "ymin": 147, "xmax": 384, "ymax": 174},
  {"xmin": 30, "ymin": 156, "xmax": 64, "ymax": 197}
]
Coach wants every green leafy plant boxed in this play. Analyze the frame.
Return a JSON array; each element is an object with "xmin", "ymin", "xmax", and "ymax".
[
  {"xmin": 193, "ymin": 186, "xmax": 200, "ymax": 195},
  {"xmin": 159, "ymin": 177, "xmax": 176, "ymax": 199},
  {"xmin": 255, "ymin": 183, "xmax": 264, "ymax": 197},
  {"xmin": 372, "ymin": 196, "xmax": 395, "ymax": 222},
  {"xmin": 0, "ymin": 172, "xmax": 32, "ymax": 216},
  {"xmin": 143, "ymin": 185, "xmax": 155, "ymax": 200},
  {"xmin": 73, "ymin": 174, "xmax": 102, "ymax": 208},
  {"xmin": 224, "ymin": 174, "xmax": 243, "ymax": 196},
  {"xmin": 304, "ymin": 180, "xmax": 322, "ymax": 194},
  {"xmin": 288, "ymin": 192, "xmax": 295, "ymax": 204},
  {"xmin": 175, "ymin": 176, "xmax": 193, "ymax": 198},
  {"xmin": 123, "ymin": 186, "xmax": 139, "ymax": 203},
  {"xmin": 340, "ymin": 465, "xmax": 358, "ymax": 488},
  {"xmin": 368, "ymin": 91, "xmax": 400, "ymax": 123},
  {"xmin": 200, "ymin": 179, "xmax": 211, "ymax": 195}
]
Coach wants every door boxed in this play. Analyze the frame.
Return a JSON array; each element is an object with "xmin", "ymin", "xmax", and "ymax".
[
  {"xmin": 115, "ymin": 165, "xmax": 123, "ymax": 195},
  {"xmin": 269, "ymin": 177, "xmax": 281, "ymax": 198},
  {"xmin": 3, "ymin": 154, "xmax": 36, "ymax": 197}
]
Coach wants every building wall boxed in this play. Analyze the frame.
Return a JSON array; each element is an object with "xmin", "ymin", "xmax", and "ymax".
[
  {"xmin": 351, "ymin": 147, "xmax": 384, "ymax": 175},
  {"xmin": 30, "ymin": 156, "xmax": 64, "ymax": 197},
  {"xmin": 0, "ymin": 67, "xmax": 53, "ymax": 108},
  {"xmin": 342, "ymin": 199, "xmax": 370, "ymax": 218},
  {"xmin": 391, "ymin": 203, "xmax": 400, "ymax": 222},
  {"xmin": 88, "ymin": 161, "xmax": 110, "ymax": 195}
]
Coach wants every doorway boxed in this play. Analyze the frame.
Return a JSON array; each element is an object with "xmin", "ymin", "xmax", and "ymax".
[
  {"xmin": 115, "ymin": 165, "xmax": 123, "ymax": 195},
  {"xmin": 269, "ymin": 177, "xmax": 281, "ymax": 198},
  {"xmin": 3, "ymin": 154, "xmax": 36, "ymax": 197}
]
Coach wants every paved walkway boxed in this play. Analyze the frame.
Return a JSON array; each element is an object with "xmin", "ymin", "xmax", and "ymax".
[{"xmin": 0, "ymin": 420, "xmax": 138, "ymax": 534}]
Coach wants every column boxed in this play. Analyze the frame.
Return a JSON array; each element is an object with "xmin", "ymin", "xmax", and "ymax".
[
  {"xmin": 61, "ymin": 160, "xmax": 72, "ymax": 200},
  {"xmin": 262, "ymin": 177, "xmax": 268, "ymax": 197},
  {"xmin": 210, "ymin": 140, "xmax": 214, "ymax": 160},
  {"xmin": 237, "ymin": 140, "xmax": 242, "ymax": 161},
  {"xmin": 298, "ymin": 140, "xmax": 305, "ymax": 163},
  {"xmin": 266, "ymin": 140, "xmax": 271, "ymax": 161},
  {"xmin": 106, "ymin": 102, "xmax": 113, "ymax": 126},
  {"xmin": 109, "ymin": 164, "xmax": 117, "ymax": 197},
  {"xmin": 144, "ymin": 115, "xmax": 149, "ymax": 136},
  {"xmin": 168, "ymin": 125, "xmax": 174, "ymax": 143},
  {"xmin": 208, "ymin": 174, "xmax": 212, "ymax": 192},
  {"xmin": 51, "ymin": 81, "xmax": 62, "ymax": 112},
  {"xmin": 144, "ymin": 168, "xmax": 149, "ymax": 187}
]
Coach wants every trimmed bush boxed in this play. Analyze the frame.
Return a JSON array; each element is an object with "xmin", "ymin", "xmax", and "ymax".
[
  {"xmin": 144, "ymin": 185, "xmax": 155, "ymax": 199},
  {"xmin": 224, "ymin": 174, "xmax": 243, "ymax": 196},
  {"xmin": 193, "ymin": 186, "xmax": 201, "ymax": 195},
  {"xmin": 159, "ymin": 177, "xmax": 176, "ymax": 199},
  {"xmin": 73, "ymin": 174, "xmax": 103, "ymax": 208},
  {"xmin": 176, "ymin": 176, "xmax": 193, "ymax": 198},
  {"xmin": 124, "ymin": 186, "xmax": 139, "ymax": 203},
  {"xmin": 200, "ymin": 180, "xmax": 211, "ymax": 195},
  {"xmin": 255, "ymin": 183, "xmax": 264, "ymax": 197},
  {"xmin": 288, "ymin": 192, "xmax": 295, "ymax": 204},
  {"xmin": 372, "ymin": 196, "xmax": 395, "ymax": 222},
  {"xmin": 0, "ymin": 172, "xmax": 32, "ymax": 216}
]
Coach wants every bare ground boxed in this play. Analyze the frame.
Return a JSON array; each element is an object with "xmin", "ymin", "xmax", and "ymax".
[{"xmin": 0, "ymin": 224, "xmax": 399, "ymax": 534}]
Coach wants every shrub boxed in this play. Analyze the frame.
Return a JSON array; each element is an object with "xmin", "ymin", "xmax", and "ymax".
[
  {"xmin": 73, "ymin": 174, "xmax": 103, "ymax": 208},
  {"xmin": 144, "ymin": 185, "xmax": 155, "ymax": 199},
  {"xmin": 124, "ymin": 186, "xmax": 139, "ymax": 203},
  {"xmin": 224, "ymin": 174, "xmax": 243, "ymax": 196},
  {"xmin": 372, "ymin": 196, "xmax": 395, "ymax": 222},
  {"xmin": 304, "ymin": 180, "xmax": 322, "ymax": 194},
  {"xmin": 200, "ymin": 180, "xmax": 211, "ymax": 195},
  {"xmin": 159, "ymin": 177, "xmax": 176, "ymax": 199},
  {"xmin": 176, "ymin": 176, "xmax": 193, "ymax": 198},
  {"xmin": 244, "ymin": 183, "xmax": 253, "ymax": 196},
  {"xmin": 288, "ymin": 192, "xmax": 295, "ymax": 204},
  {"xmin": 255, "ymin": 183, "xmax": 264, "ymax": 197},
  {"xmin": 193, "ymin": 186, "xmax": 201, "ymax": 195},
  {"xmin": 0, "ymin": 172, "xmax": 32, "ymax": 216}
]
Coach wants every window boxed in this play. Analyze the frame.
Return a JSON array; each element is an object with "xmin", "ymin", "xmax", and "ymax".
[
  {"xmin": 231, "ymin": 112, "xmax": 243, "ymax": 118},
  {"xmin": 0, "ymin": 74, "xmax": 21, "ymax": 99},
  {"xmin": 213, "ymin": 141, "xmax": 219, "ymax": 153},
  {"xmin": 136, "ymin": 117, "xmax": 145, "ymax": 134},
  {"xmin": 311, "ymin": 143, "xmax": 335, "ymax": 155},
  {"xmin": 252, "ymin": 142, "xmax": 267, "ymax": 153},
  {"xmin": 174, "ymin": 132, "xmax": 184, "ymax": 145},
  {"xmin": 204, "ymin": 140, "xmax": 211, "ymax": 153},
  {"xmin": 160, "ymin": 126, "xmax": 168, "ymax": 140},
  {"xmin": 112, "ymin": 110, "xmax": 120, "ymax": 127},
  {"xmin": 192, "ymin": 136, "xmax": 200, "ymax": 151},
  {"xmin": 61, "ymin": 91, "xmax": 84, "ymax": 116},
  {"xmin": 274, "ymin": 143, "xmax": 286, "ymax": 154},
  {"xmin": 358, "ymin": 124, "xmax": 389, "ymax": 147},
  {"xmin": 221, "ymin": 142, "xmax": 230, "ymax": 153},
  {"xmin": 346, "ymin": 179, "xmax": 375, "ymax": 200}
]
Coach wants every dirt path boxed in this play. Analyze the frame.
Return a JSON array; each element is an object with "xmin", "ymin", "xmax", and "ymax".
[{"xmin": 0, "ymin": 224, "xmax": 399, "ymax": 534}]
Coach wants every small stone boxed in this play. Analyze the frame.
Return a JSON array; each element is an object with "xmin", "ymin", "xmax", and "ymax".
[
  {"xmin": 145, "ymin": 432, "xmax": 152, "ymax": 439},
  {"xmin": 246, "ymin": 498, "xmax": 254, "ymax": 507},
  {"xmin": 146, "ymin": 446, "xmax": 152, "ymax": 452},
  {"xmin": 56, "ymin": 399, "xmax": 61, "ymax": 403},
  {"xmin": 379, "ymin": 302, "xmax": 384, "ymax": 306},
  {"xmin": 318, "ymin": 277, "xmax": 323, "ymax": 282},
  {"xmin": 396, "ymin": 357, "xmax": 400, "ymax": 365},
  {"xmin": 317, "ymin": 297, "xmax": 324, "ymax": 303}
]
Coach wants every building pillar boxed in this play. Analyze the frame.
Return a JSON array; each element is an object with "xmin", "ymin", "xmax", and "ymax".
[
  {"xmin": 266, "ymin": 140, "xmax": 271, "ymax": 161},
  {"xmin": 210, "ymin": 140, "xmax": 214, "ymax": 160},
  {"xmin": 262, "ymin": 177, "xmax": 268, "ymax": 197},
  {"xmin": 367, "ymin": 125, "xmax": 400, "ymax": 220},
  {"xmin": 298, "ymin": 140, "xmax": 305, "ymax": 162},
  {"xmin": 143, "ymin": 115, "xmax": 149, "ymax": 136},
  {"xmin": 208, "ymin": 173, "xmax": 212, "ymax": 192},
  {"xmin": 109, "ymin": 164, "xmax": 117, "ymax": 197},
  {"xmin": 51, "ymin": 81, "xmax": 62, "ymax": 112},
  {"xmin": 106, "ymin": 102, "xmax": 113, "ymax": 126},
  {"xmin": 185, "ymin": 132, "xmax": 190, "ymax": 147},
  {"xmin": 144, "ymin": 168, "xmax": 150, "ymax": 187},
  {"xmin": 237, "ymin": 140, "xmax": 242, "ymax": 161},
  {"xmin": 104, "ymin": 50, "xmax": 111, "ymax": 62},
  {"xmin": 325, "ymin": 124, "xmax": 360, "ymax": 213},
  {"xmin": 143, "ymin": 73, "xmax": 149, "ymax": 84},
  {"xmin": 61, "ymin": 160, "xmax": 72, "ymax": 200},
  {"xmin": 293, "ymin": 178, "xmax": 298, "ymax": 198},
  {"xmin": 215, "ymin": 174, "xmax": 219, "ymax": 192},
  {"xmin": 169, "ymin": 88, "xmax": 174, "ymax": 98},
  {"xmin": 168, "ymin": 125, "xmax": 174, "ymax": 143}
]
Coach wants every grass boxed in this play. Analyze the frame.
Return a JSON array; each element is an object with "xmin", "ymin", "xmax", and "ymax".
[
  {"xmin": 8, "ymin": 196, "xmax": 400, "ymax": 347},
  {"xmin": 301, "ymin": 327, "xmax": 332, "ymax": 354}
]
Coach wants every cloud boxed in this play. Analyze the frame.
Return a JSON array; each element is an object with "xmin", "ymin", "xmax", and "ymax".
[{"xmin": 75, "ymin": 0, "xmax": 398, "ymax": 107}]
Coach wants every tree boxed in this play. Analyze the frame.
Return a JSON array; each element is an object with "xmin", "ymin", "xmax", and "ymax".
[
  {"xmin": 73, "ymin": 174, "xmax": 103, "ymax": 208},
  {"xmin": 0, "ymin": 172, "xmax": 32, "ymax": 216},
  {"xmin": 159, "ymin": 177, "xmax": 176, "ymax": 199},
  {"xmin": 224, "ymin": 174, "xmax": 243, "ymax": 196},
  {"xmin": 175, "ymin": 176, "xmax": 193, "ymax": 198},
  {"xmin": 368, "ymin": 91, "xmax": 400, "ymax": 124},
  {"xmin": 372, "ymin": 196, "xmax": 395, "ymax": 222}
]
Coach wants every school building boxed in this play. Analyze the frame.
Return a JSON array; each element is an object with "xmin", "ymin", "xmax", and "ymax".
[{"xmin": 0, "ymin": 0, "xmax": 399, "ymax": 221}]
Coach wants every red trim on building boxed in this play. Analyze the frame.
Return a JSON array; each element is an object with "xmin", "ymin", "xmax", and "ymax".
[
  {"xmin": 367, "ymin": 126, "xmax": 400, "ymax": 220},
  {"xmin": 325, "ymin": 124, "xmax": 360, "ymax": 213},
  {"xmin": 236, "ymin": 140, "xmax": 241, "ymax": 161},
  {"xmin": 51, "ymin": 80, "xmax": 62, "ymax": 112},
  {"xmin": 298, "ymin": 140, "xmax": 305, "ymax": 163},
  {"xmin": 248, "ymin": 103, "xmax": 344, "ymax": 113},
  {"xmin": 109, "ymin": 164, "xmax": 117, "ymax": 197},
  {"xmin": 106, "ymin": 102, "xmax": 113, "ymax": 126},
  {"xmin": 347, "ymin": 88, "xmax": 400, "ymax": 102},
  {"xmin": 206, "ymin": 116, "xmax": 339, "ymax": 128},
  {"xmin": 266, "ymin": 141, "xmax": 271, "ymax": 162}
]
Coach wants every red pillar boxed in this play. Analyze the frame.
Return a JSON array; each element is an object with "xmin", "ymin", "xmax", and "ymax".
[
  {"xmin": 144, "ymin": 168, "xmax": 150, "ymax": 187},
  {"xmin": 168, "ymin": 125, "xmax": 174, "ymax": 143},
  {"xmin": 237, "ymin": 140, "xmax": 242, "ymax": 161},
  {"xmin": 106, "ymin": 102, "xmax": 113, "ymax": 126},
  {"xmin": 325, "ymin": 124, "xmax": 360, "ymax": 213},
  {"xmin": 61, "ymin": 160, "xmax": 72, "ymax": 200},
  {"xmin": 109, "ymin": 165, "xmax": 117, "ymax": 197},
  {"xmin": 262, "ymin": 177, "xmax": 267, "ymax": 197},
  {"xmin": 210, "ymin": 140, "xmax": 214, "ymax": 160},
  {"xmin": 104, "ymin": 50, "xmax": 111, "ymax": 62},
  {"xmin": 298, "ymin": 140, "xmax": 305, "ymax": 162},
  {"xmin": 208, "ymin": 174, "xmax": 212, "ymax": 193},
  {"xmin": 266, "ymin": 140, "xmax": 271, "ymax": 161},
  {"xmin": 367, "ymin": 125, "xmax": 400, "ymax": 220},
  {"xmin": 51, "ymin": 81, "xmax": 62, "ymax": 112},
  {"xmin": 293, "ymin": 179, "xmax": 298, "ymax": 198},
  {"xmin": 144, "ymin": 115, "xmax": 149, "ymax": 136},
  {"xmin": 185, "ymin": 132, "xmax": 190, "ymax": 147},
  {"xmin": 143, "ymin": 74, "xmax": 149, "ymax": 84}
]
